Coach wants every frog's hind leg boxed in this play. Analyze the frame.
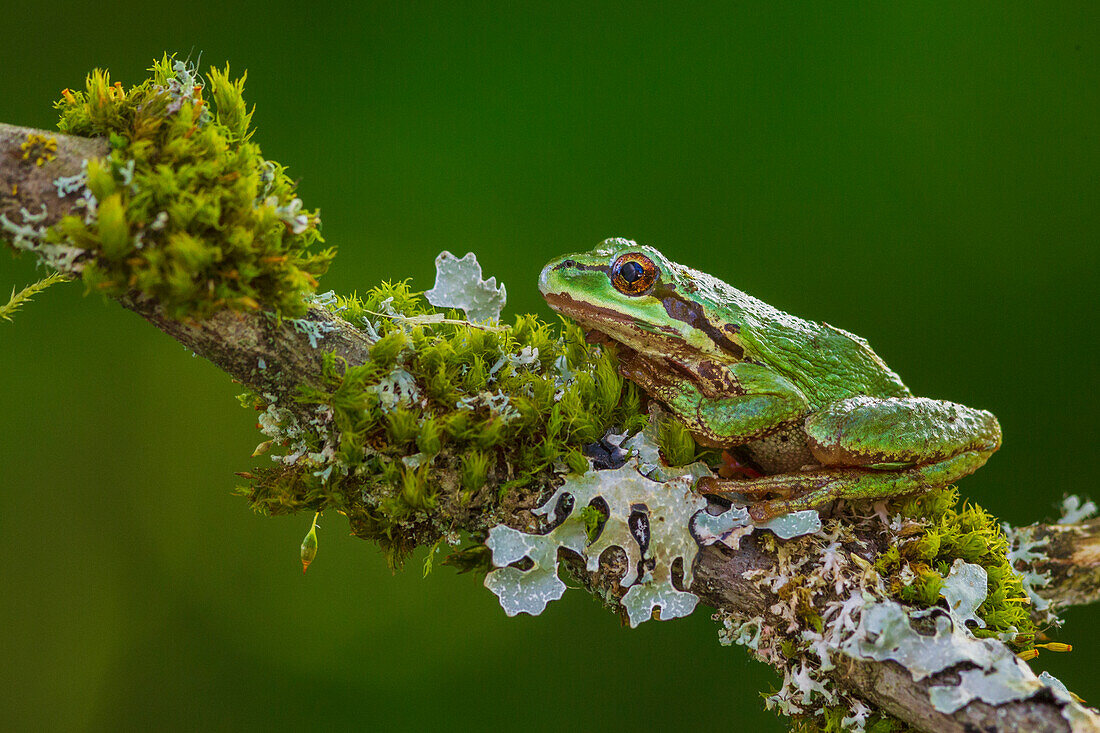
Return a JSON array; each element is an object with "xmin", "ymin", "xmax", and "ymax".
[
  {"xmin": 696, "ymin": 448, "xmax": 992, "ymax": 522},
  {"xmin": 805, "ymin": 396, "xmax": 1001, "ymax": 468}
]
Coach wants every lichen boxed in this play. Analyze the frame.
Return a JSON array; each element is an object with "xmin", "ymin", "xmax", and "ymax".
[
  {"xmin": 717, "ymin": 515, "xmax": 893, "ymax": 729},
  {"xmin": 423, "ymin": 250, "xmax": 507, "ymax": 323},
  {"xmin": 20, "ymin": 132, "xmax": 57, "ymax": 166},
  {"xmin": 481, "ymin": 420, "xmax": 825, "ymax": 627},
  {"xmin": 940, "ymin": 559, "xmax": 988, "ymax": 629},
  {"xmin": 711, "ymin": 481, "xmax": 1086, "ymax": 732},
  {"xmin": 994, "ymin": 496, "xmax": 1097, "ymax": 628},
  {"xmin": 484, "ymin": 430, "xmax": 709, "ymax": 626},
  {"xmin": 1058, "ymin": 494, "xmax": 1097, "ymax": 525}
]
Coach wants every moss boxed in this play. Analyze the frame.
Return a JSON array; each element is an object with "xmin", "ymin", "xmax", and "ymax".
[
  {"xmin": 442, "ymin": 544, "xmax": 493, "ymax": 575},
  {"xmin": 235, "ymin": 464, "xmax": 337, "ymax": 515},
  {"xmin": 658, "ymin": 416, "xmax": 697, "ymax": 467},
  {"xmin": 44, "ymin": 56, "xmax": 333, "ymax": 319},
  {"xmin": 886, "ymin": 488, "xmax": 1036, "ymax": 649},
  {"xmin": 241, "ymin": 280, "xmax": 646, "ymax": 565},
  {"xmin": 1, "ymin": 271, "xmax": 70, "ymax": 323},
  {"xmin": 577, "ymin": 503, "xmax": 607, "ymax": 542}
]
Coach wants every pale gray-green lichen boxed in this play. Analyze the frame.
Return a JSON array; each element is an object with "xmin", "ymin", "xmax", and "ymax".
[
  {"xmin": 842, "ymin": 599, "xmax": 991, "ymax": 682},
  {"xmin": 940, "ymin": 558, "xmax": 987, "ymax": 628},
  {"xmin": 840, "ymin": 569, "xmax": 1083, "ymax": 717},
  {"xmin": 714, "ymin": 496, "xmax": 1092, "ymax": 729},
  {"xmin": 483, "ymin": 425, "xmax": 822, "ymax": 627},
  {"xmin": 1058, "ymin": 494, "xmax": 1097, "ymax": 525},
  {"xmin": 484, "ymin": 433, "xmax": 708, "ymax": 626},
  {"xmin": 693, "ymin": 504, "xmax": 822, "ymax": 545},
  {"xmin": 424, "ymin": 251, "xmax": 507, "ymax": 323},
  {"xmin": 928, "ymin": 651, "xmax": 1042, "ymax": 714},
  {"xmin": 1000, "ymin": 494, "xmax": 1095, "ymax": 624},
  {"xmin": 484, "ymin": 524, "xmax": 583, "ymax": 616},
  {"xmin": 1003, "ymin": 523, "xmax": 1055, "ymax": 615}
]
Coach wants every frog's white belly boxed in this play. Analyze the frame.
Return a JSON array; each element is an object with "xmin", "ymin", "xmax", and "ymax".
[{"xmin": 745, "ymin": 428, "xmax": 817, "ymax": 474}]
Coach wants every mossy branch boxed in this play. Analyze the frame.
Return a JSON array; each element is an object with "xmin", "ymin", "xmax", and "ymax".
[
  {"xmin": 1017, "ymin": 518, "xmax": 1100, "ymax": 609},
  {"xmin": 4, "ymin": 123, "xmax": 1100, "ymax": 733}
]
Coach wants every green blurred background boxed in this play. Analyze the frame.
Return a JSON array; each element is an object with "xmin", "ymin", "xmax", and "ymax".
[{"xmin": 2, "ymin": 3, "xmax": 1097, "ymax": 731}]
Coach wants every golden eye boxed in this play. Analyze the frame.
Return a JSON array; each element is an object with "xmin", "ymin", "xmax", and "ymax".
[{"xmin": 611, "ymin": 253, "xmax": 659, "ymax": 295}]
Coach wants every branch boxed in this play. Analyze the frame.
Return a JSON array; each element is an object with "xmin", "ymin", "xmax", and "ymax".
[
  {"xmin": 1016, "ymin": 518, "xmax": 1100, "ymax": 609},
  {"xmin": 4, "ymin": 123, "xmax": 1099, "ymax": 733}
]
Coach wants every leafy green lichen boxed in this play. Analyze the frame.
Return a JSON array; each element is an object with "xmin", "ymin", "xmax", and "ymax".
[{"xmin": 40, "ymin": 56, "xmax": 333, "ymax": 318}]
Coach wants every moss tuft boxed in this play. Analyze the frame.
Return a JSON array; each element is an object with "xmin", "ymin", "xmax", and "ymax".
[
  {"xmin": 886, "ymin": 488, "xmax": 1036, "ymax": 648},
  {"xmin": 240, "ymin": 281, "xmax": 647, "ymax": 565},
  {"xmin": 1, "ymin": 271, "xmax": 70, "ymax": 323},
  {"xmin": 658, "ymin": 416, "xmax": 698, "ymax": 467},
  {"xmin": 46, "ymin": 55, "xmax": 333, "ymax": 318}
]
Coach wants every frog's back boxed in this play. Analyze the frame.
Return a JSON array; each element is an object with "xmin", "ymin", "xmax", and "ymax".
[{"xmin": 683, "ymin": 265, "xmax": 911, "ymax": 408}]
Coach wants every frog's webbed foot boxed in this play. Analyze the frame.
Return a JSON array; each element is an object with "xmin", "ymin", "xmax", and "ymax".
[{"xmin": 696, "ymin": 449, "xmax": 993, "ymax": 523}]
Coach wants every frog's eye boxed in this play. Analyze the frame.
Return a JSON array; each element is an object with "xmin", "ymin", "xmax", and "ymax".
[{"xmin": 611, "ymin": 253, "xmax": 659, "ymax": 296}]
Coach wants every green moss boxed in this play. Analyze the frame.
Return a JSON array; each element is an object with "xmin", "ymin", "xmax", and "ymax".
[
  {"xmin": 442, "ymin": 544, "xmax": 493, "ymax": 575},
  {"xmin": 658, "ymin": 417, "xmax": 698, "ymax": 467},
  {"xmin": 46, "ymin": 56, "xmax": 333, "ymax": 318},
  {"xmin": 240, "ymin": 280, "xmax": 647, "ymax": 564},
  {"xmin": 577, "ymin": 503, "xmax": 607, "ymax": 542},
  {"xmin": 1, "ymin": 271, "xmax": 70, "ymax": 323},
  {"xmin": 887, "ymin": 488, "xmax": 1035, "ymax": 649}
]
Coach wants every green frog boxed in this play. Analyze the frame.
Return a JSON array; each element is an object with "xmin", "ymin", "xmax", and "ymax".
[{"xmin": 539, "ymin": 238, "xmax": 1001, "ymax": 521}]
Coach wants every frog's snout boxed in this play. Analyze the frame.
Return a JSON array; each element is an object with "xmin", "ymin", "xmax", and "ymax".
[
  {"xmin": 538, "ymin": 256, "xmax": 576, "ymax": 296},
  {"xmin": 537, "ymin": 261, "xmax": 555, "ymax": 295}
]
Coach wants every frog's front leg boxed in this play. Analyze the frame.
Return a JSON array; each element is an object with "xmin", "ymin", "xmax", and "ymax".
[
  {"xmin": 620, "ymin": 357, "xmax": 809, "ymax": 446},
  {"xmin": 700, "ymin": 396, "xmax": 1002, "ymax": 520}
]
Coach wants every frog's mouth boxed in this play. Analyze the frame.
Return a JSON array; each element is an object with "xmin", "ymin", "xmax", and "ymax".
[
  {"xmin": 543, "ymin": 291, "xmax": 627, "ymax": 327},
  {"xmin": 544, "ymin": 290, "xmax": 684, "ymax": 358}
]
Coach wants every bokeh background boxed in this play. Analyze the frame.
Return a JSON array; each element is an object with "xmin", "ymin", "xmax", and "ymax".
[{"xmin": 2, "ymin": 4, "xmax": 1098, "ymax": 731}]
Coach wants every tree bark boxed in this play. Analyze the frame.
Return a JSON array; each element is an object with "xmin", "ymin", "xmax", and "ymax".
[{"xmin": 1021, "ymin": 519, "xmax": 1100, "ymax": 608}]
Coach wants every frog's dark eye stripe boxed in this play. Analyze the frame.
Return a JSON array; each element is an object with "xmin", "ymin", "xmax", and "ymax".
[{"xmin": 611, "ymin": 253, "xmax": 659, "ymax": 296}]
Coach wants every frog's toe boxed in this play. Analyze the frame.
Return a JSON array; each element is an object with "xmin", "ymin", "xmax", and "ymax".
[
  {"xmin": 695, "ymin": 475, "xmax": 793, "ymax": 499},
  {"xmin": 747, "ymin": 499, "xmax": 788, "ymax": 523}
]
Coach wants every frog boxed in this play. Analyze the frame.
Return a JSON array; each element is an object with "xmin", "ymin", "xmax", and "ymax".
[{"xmin": 539, "ymin": 238, "xmax": 1002, "ymax": 521}]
